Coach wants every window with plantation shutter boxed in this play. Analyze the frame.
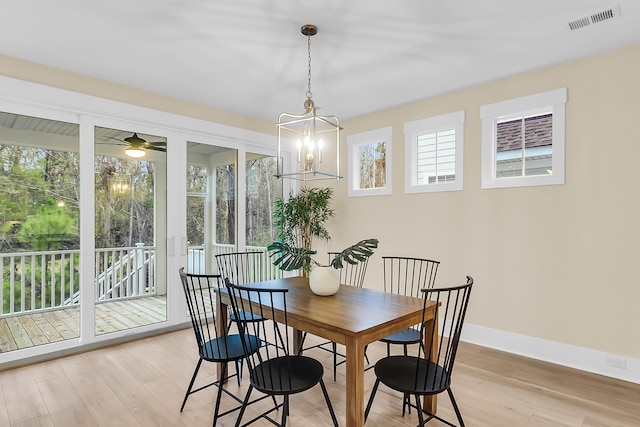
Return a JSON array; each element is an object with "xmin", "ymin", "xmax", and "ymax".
[{"xmin": 405, "ymin": 110, "xmax": 464, "ymax": 193}]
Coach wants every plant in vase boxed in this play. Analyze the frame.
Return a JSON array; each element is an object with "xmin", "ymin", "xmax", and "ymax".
[{"xmin": 267, "ymin": 186, "xmax": 378, "ymax": 295}]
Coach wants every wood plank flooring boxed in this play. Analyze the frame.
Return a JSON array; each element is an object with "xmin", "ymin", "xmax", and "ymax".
[
  {"xmin": 0, "ymin": 296, "xmax": 166, "ymax": 352},
  {"xmin": 1, "ymin": 328, "xmax": 639, "ymax": 426}
]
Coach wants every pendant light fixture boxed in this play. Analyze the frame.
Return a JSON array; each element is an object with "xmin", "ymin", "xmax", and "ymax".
[{"xmin": 276, "ymin": 24, "xmax": 342, "ymax": 181}]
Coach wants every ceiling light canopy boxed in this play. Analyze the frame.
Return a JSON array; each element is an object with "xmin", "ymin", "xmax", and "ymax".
[{"xmin": 276, "ymin": 24, "xmax": 342, "ymax": 181}]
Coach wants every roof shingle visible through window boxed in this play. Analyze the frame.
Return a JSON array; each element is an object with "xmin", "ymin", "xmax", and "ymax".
[{"xmin": 496, "ymin": 113, "xmax": 552, "ymax": 152}]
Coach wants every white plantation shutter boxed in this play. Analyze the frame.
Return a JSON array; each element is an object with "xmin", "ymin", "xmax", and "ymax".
[
  {"xmin": 404, "ymin": 110, "xmax": 464, "ymax": 193},
  {"xmin": 416, "ymin": 129, "xmax": 456, "ymax": 184}
]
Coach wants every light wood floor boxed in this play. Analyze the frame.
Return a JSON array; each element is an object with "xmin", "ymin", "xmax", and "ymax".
[
  {"xmin": 1, "ymin": 328, "xmax": 639, "ymax": 427},
  {"xmin": 0, "ymin": 296, "xmax": 167, "ymax": 353}
]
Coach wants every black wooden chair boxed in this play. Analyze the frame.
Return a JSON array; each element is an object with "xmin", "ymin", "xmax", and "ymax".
[
  {"xmin": 215, "ymin": 251, "xmax": 272, "ymax": 332},
  {"xmin": 178, "ymin": 268, "xmax": 262, "ymax": 426},
  {"xmin": 378, "ymin": 256, "xmax": 440, "ymax": 356},
  {"xmin": 225, "ymin": 280, "xmax": 339, "ymax": 427},
  {"xmin": 298, "ymin": 252, "xmax": 370, "ymax": 380},
  {"xmin": 365, "ymin": 276, "xmax": 474, "ymax": 427}
]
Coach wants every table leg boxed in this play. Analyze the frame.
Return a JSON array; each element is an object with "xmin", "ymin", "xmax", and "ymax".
[
  {"xmin": 293, "ymin": 329, "xmax": 303, "ymax": 355},
  {"xmin": 422, "ymin": 308, "xmax": 438, "ymax": 413},
  {"xmin": 215, "ymin": 295, "xmax": 228, "ymax": 381},
  {"xmin": 345, "ymin": 336, "xmax": 365, "ymax": 427}
]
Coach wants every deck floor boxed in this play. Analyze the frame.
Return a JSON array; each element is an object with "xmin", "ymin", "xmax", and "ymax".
[{"xmin": 0, "ymin": 296, "xmax": 167, "ymax": 353}]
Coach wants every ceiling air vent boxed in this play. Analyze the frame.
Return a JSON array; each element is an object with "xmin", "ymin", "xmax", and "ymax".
[{"xmin": 568, "ymin": 5, "xmax": 620, "ymax": 31}]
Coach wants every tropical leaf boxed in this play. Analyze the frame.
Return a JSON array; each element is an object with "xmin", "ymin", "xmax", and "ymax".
[
  {"xmin": 329, "ymin": 239, "xmax": 379, "ymax": 269},
  {"xmin": 268, "ymin": 238, "xmax": 378, "ymax": 272},
  {"xmin": 267, "ymin": 241, "xmax": 317, "ymax": 271}
]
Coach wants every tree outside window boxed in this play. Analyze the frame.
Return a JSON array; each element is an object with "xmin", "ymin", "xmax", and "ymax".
[
  {"xmin": 348, "ymin": 126, "xmax": 393, "ymax": 197},
  {"xmin": 358, "ymin": 141, "xmax": 386, "ymax": 190}
]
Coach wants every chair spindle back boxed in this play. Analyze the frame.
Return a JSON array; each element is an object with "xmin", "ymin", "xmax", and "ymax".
[
  {"xmin": 383, "ymin": 256, "xmax": 440, "ymax": 298},
  {"xmin": 328, "ymin": 251, "xmax": 370, "ymax": 288},
  {"xmin": 416, "ymin": 276, "xmax": 474, "ymax": 393},
  {"xmin": 225, "ymin": 281, "xmax": 292, "ymax": 380},
  {"xmin": 179, "ymin": 268, "xmax": 224, "ymax": 360},
  {"xmin": 216, "ymin": 251, "xmax": 269, "ymax": 285}
]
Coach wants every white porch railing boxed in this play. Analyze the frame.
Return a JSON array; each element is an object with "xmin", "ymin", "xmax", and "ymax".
[
  {"xmin": 0, "ymin": 245, "xmax": 157, "ymax": 317},
  {"xmin": 94, "ymin": 244, "xmax": 156, "ymax": 302},
  {"xmin": 0, "ymin": 249, "xmax": 79, "ymax": 316},
  {"xmin": 1, "ymin": 243, "xmax": 278, "ymax": 317},
  {"xmin": 188, "ymin": 244, "xmax": 282, "ymax": 280}
]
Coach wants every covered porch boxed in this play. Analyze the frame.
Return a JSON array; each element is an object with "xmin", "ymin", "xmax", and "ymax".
[{"xmin": 0, "ymin": 295, "xmax": 167, "ymax": 353}]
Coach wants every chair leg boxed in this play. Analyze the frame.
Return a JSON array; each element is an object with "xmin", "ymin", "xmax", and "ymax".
[
  {"xmin": 235, "ymin": 359, "xmax": 242, "ymax": 386},
  {"xmin": 281, "ymin": 395, "xmax": 288, "ymax": 427},
  {"xmin": 180, "ymin": 358, "xmax": 203, "ymax": 411},
  {"xmin": 364, "ymin": 345, "xmax": 370, "ymax": 365},
  {"xmin": 364, "ymin": 378, "xmax": 380, "ymax": 421},
  {"xmin": 447, "ymin": 388, "xmax": 466, "ymax": 427},
  {"xmin": 386, "ymin": 342, "xmax": 391, "ymax": 357},
  {"xmin": 332, "ymin": 342, "xmax": 337, "ymax": 381},
  {"xmin": 212, "ymin": 362, "xmax": 227, "ymax": 426},
  {"xmin": 319, "ymin": 378, "xmax": 339, "ymax": 427},
  {"xmin": 402, "ymin": 394, "xmax": 408, "ymax": 416},
  {"xmin": 234, "ymin": 385, "xmax": 254, "ymax": 427},
  {"xmin": 400, "ymin": 393, "xmax": 413, "ymax": 415},
  {"xmin": 414, "ymin": 394, "xmax": 425, "ymax": 426}
]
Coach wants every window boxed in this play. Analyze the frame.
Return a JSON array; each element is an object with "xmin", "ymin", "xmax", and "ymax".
[
  {"xmin": 404, "ymin": 110, "xmax": 465, "ymax": 193},
  {"xmin": 348, "ymin": 127, "xmax": 392, "ymax": 197},
  {"xmin": 481, "ymin": 88, "xmax": 567, "ymax": 189},
  {"xmin": 246, "ymin": 154, "xmax": 281, "ymax": 248},
  {"xmin": 186, "ymin": 164, "xmax": 207, "ymax": 247}
]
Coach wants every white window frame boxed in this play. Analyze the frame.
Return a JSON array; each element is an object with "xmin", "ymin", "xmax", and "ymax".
[
  {"xmin": 404, "ymin": 110, "xmax": 465, "ymax": 193},
  {"xmin": 480, "ymin": 88, "xmax": 567, "ymax": 189},
  {"xmin": 347, "ymin": 126, "xmax": 392, "ymax": 197}
]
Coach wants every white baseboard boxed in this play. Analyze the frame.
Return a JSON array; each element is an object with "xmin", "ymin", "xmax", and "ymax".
[{"xmin": 461, "ymin": 324, "xmax": 640, "ymax": 385}]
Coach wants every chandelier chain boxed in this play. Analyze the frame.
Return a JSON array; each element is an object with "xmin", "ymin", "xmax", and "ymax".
[{"xmin": 306, "ymin": 32, "xmax": 313, "ymax": 100}]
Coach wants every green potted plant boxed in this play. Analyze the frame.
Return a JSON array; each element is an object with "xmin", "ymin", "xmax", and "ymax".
[{"xmin": 267, "ymin": 186, "xmax": 378, "ymax": 295}]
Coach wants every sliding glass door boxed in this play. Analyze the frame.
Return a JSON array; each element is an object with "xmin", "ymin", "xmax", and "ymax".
[
  {"xmin": 0, "ymin": 77, "xmax": 283, "ymax": 365},
  {"xmin": 93, "ymin": 126, "xmax": 167, "ymax": 335},
  {"xmin": 185, "ymin": 142, "xmax": 237, "ymax": 274},
  {"xmin": 0, "ymin": 111, "xmax": 80, "ymax": 354},
  {"xmin": 185, "ymin": 143, "xmax": 282, "ymax": 276}
]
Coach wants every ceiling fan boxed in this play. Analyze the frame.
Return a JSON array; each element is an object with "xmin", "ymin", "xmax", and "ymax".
[{"xmin": 105, "ymin": 133, "xmax": 167, "ymax": 158}]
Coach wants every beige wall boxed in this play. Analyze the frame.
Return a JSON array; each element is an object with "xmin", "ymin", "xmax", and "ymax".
[
  {"xmin": 321, "ymin": 42, "xmax": 640, "ymax": 360},
  {"xmin": 1, "ymin": 44, "xmax": 638, "ymax": 361}
]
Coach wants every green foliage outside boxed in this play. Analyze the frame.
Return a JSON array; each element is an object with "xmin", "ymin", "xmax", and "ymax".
[
  {"xmin": 0, "ymin": 145, "xmax": 80, "ymax": 252},
  {"xmin": 187, "ymin": 155, "xmax": 281, "ymax": 248},
  {"xmin": 18, "ymin": 199, "xmax": 77, "ymax": 251},
  {"xmin": 245, "ymin": 157, "xmax": 281, "ymax": 247},
  {"xmin": 1, "ymin": 129, "xmax": 157, "ymax": 313},
  {"xmin": 1, "ymin": 142, "xmax": 82, "ymax": 313},
  {"xmin": 2, "ymin": 253, "xmax": 80, "ymax": 313}
]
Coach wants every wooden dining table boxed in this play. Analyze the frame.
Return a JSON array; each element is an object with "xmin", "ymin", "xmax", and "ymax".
[{"xmin": 216, "ymin": 276, "xmax": 438, "ymax": 427}]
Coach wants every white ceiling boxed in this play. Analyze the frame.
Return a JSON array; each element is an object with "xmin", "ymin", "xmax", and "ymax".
[{"xmin": 2, "ymin": 1, "xmax": 639, "ymax": 122}]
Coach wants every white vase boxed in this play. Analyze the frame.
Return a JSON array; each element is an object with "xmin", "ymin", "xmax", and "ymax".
[{"xmin": 309, "ymin": 266, "xmax": 340, "ymax": 296}]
